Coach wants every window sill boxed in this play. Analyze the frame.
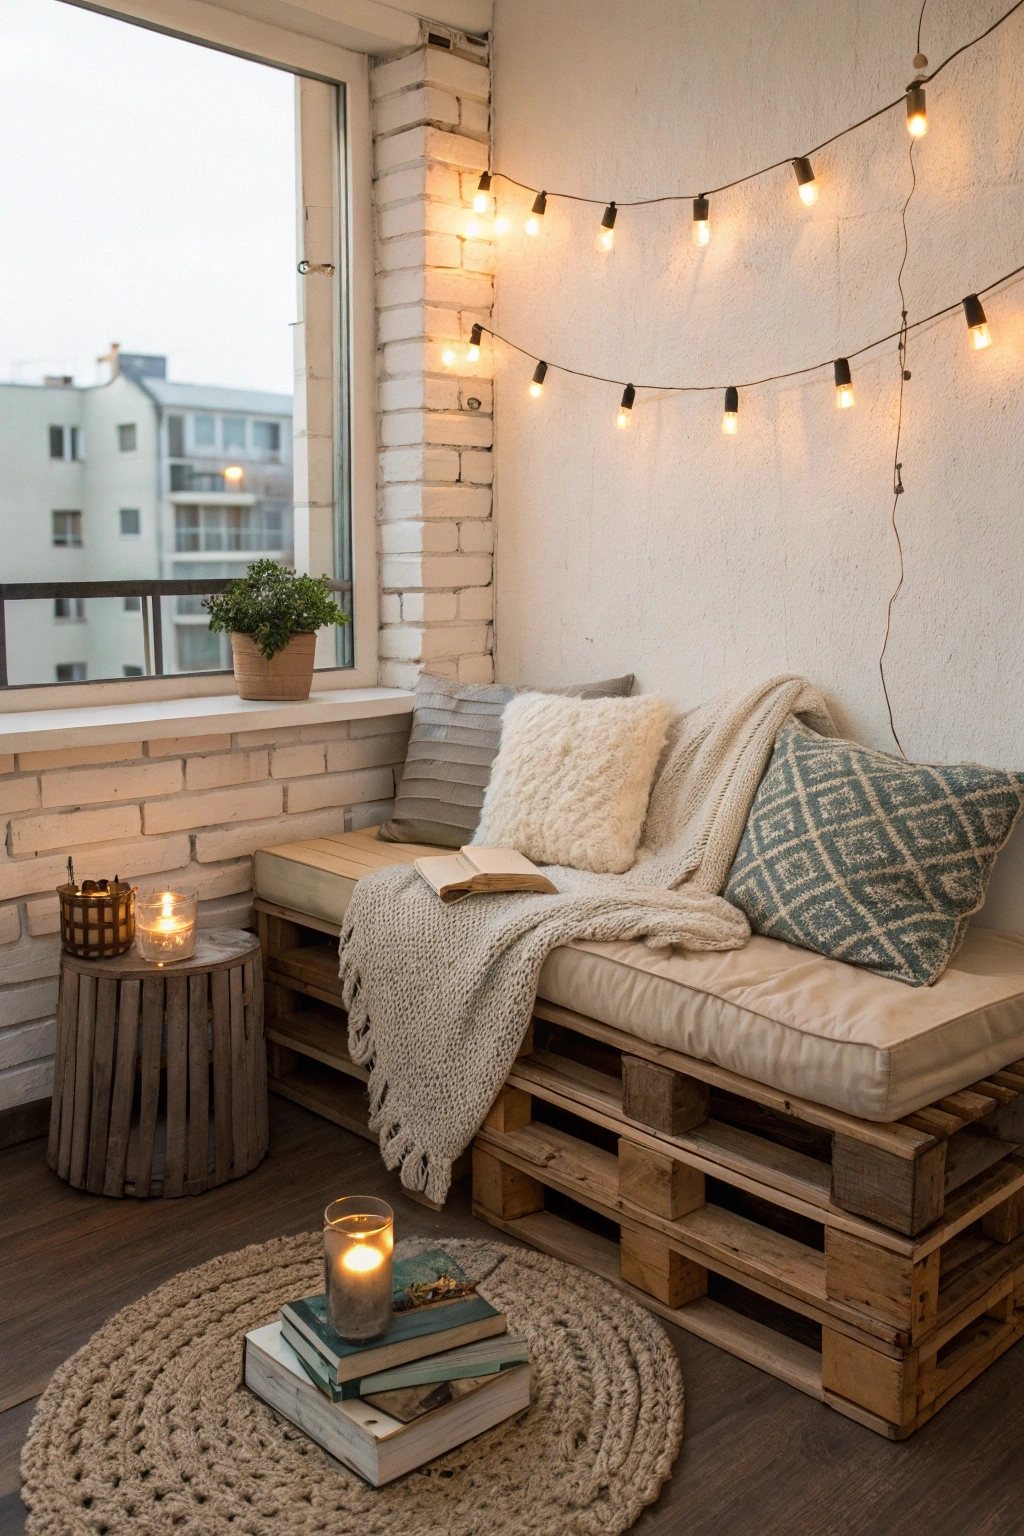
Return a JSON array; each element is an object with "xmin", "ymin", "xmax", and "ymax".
[{"xmin": 0, "ymin": 687, "xmax": 414, "ymax": 755}]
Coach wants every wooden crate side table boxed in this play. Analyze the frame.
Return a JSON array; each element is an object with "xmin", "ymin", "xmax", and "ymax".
[{"xmin": 48, "ymin": 929, "xmax": 267, "ymax": 1198}]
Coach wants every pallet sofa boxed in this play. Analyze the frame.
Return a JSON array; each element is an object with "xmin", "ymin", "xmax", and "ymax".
[{"xmin": 254, "ymin": 826, "xmax": 1024, "ymax": 1439}]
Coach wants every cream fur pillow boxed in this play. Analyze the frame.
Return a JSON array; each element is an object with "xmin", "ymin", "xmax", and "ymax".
[{"xmin": 472, "ymin": 692, "xmax": 674, "ymax": 874}]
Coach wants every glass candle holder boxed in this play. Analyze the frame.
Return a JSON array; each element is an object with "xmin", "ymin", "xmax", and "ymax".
[
  {"xmin": 324, "ymin": 1196, "xmax": 394, "ymax": 1341},
  {"xmin": 135, "ymin": 889, "xmax": 198, "ymax": 964}
]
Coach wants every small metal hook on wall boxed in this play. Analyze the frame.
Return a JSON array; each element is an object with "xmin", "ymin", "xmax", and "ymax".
[{"xmin": 297, "ymin": 260, "xmax": 336, "ymax": 276}]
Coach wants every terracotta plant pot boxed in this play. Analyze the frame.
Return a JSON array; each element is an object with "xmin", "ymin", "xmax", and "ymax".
[{"xmin": 230, "ymin": 631, "xmax": 317, "ymax": 701}]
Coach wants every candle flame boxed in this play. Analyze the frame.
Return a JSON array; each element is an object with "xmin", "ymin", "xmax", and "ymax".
[{"xmin": 342, "ymin": 1243, "xmax": 384, "ymax": 1274}]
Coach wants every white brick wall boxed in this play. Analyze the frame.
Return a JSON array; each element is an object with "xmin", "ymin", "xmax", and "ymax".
[
  {"xmin": 372, "ymin": 42, "xmax": 494, "ymax": 691},
  {"xmin": 0, "ymin": 717, "xmax": 409, "ymax": 1113}
]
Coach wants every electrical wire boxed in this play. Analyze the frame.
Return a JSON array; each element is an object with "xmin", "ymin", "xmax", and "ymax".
[
  {"xmin": 475, "ymin": 256, "xmax": 1024, "ymax": 394},
  {"xmin": 485, "ymin": 0, "xmax": 1024, "ymax": 209}
]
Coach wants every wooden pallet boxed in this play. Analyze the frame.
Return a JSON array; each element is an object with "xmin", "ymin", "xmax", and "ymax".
[
  {"xmin": 255, "ymin": 901, "xmax": 467, "ymax": 1208},
  {"xmin": 473, "ymin": 1011, "xmax": 1024, "ymax": 1438}
]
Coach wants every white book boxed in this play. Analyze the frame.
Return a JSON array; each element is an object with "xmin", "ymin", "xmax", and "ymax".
[{"xmin": 243, "ymin": 1322, "xmax": 531, "ymax": 1487}]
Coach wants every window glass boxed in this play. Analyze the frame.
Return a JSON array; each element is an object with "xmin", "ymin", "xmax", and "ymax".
[
  {"xmin": 123, "ymin": 664, "xmax": 144, "ymax": 676},
  {"xmin": 54, "ymin": 598, "xmax": 85, "ymax": 620},
  {"xmin": 193, "ymin": 415, "xmax": 216, "ymax": 448},
  {"xmin": 56, "ymin": 662, "xmax": 87, "ymax": 682},
  {"xmin": 52, "ymin": 510, "xmax": 82, "ymax": 547},
  {"xmin": 0, "ymin": 0, "xmax": 316, "ymax": 689},
  {"xmin": 222, "ymin": 417, "xmax": 246, "ymax": 451}
]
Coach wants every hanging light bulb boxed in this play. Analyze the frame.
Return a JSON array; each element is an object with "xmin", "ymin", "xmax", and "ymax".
[
  {"xmin": 494, "ymin": 212, "xmax": 509, "ymax": 235},
  {"xmin": 693, "ymin": 196, "xmax": 710, "ymax": 247},
  {"xmin": 597, "ymin": 201, "xmax": 617, "ymax": 252},
  {"xmin": 467, "ymin": 323, "xmax": 483, "ymax": 363},
  {"xmin": 722, "ymin": 386, "xmax": 738, "ymax": 435},
  {"xmin": 473, "ymin": 172, "xmax": 491, "ymax": 215},
  {"xmin": 616, "ymin": 384, "xmax": 635, "ymax": 428},
  {"xmin": 792, "ymin": 157, "xmax": 818, "ymax": 206},
  {"xmin": 529, "ymin": 361, "xmax": 548, "ymax": 398},
  {"xmin": 525, "ymin": 190, "xmax": 547, "ymax": 236},
  {"xmin": 962, "ymin": 293, "xmax": 992, "ymax": 349},
  {"xmin": 834, "ymin": 357, "xmax": 855, "ymax": 408},
  {"xmin": 442, "ymin": 347, "xmax": 457, "ymax": 367},
  {"xmin": 906, "ymin": 83, "xmax": 927, "ymax": 136}
]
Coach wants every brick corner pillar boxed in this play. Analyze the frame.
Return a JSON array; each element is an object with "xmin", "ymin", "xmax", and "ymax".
[{"xmin": 371, "ymin": 39, "xmax": 495, "ymax": 689}]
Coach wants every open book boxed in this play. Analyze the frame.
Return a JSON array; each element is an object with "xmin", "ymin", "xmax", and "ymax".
[{"xmin": 414, "ymin": 846, "xmax": 557, "ymax": 904}]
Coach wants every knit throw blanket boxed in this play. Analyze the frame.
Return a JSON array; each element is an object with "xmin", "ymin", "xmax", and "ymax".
[{"xmin": 338, "ymin": 675, "xmax": 834, "ymax": 1205}]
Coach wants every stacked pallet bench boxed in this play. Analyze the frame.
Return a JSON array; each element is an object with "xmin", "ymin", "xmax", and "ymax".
[{"xmin": 472, "ymin": 1000, "xmax": 1024, "ymax": 1439}]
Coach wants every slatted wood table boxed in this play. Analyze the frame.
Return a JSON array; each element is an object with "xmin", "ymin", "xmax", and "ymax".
[{"xmin": 48, "ymin": 930, "xmax": 267, "ymax": 1199}]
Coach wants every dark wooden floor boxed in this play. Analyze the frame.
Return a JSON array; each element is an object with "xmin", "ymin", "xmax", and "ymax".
[{"xmin": 4, "ymin": 1100, "xmax": 1024, "ymax": 1536}]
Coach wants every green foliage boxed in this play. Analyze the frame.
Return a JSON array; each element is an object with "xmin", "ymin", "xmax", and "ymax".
[{"xmin": 203, "ymin": 560, "xmax": 350, "ymax": 661}]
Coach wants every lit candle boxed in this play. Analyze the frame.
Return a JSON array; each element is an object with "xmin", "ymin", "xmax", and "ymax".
[
  {"xmin": 136, "ymin": 889, "xmax": 197, "ymax": 964},
  {"xmin": 324, "ymin": 1196, "xmax": 394, "ymax": 1341}
]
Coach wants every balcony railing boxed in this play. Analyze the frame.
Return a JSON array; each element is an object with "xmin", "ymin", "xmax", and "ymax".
[{"xmin": 0, "ymin": 578, "xmax": 353, "ymax": 688}]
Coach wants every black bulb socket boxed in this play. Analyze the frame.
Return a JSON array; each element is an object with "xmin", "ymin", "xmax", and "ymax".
[
  {"xmin": 962, "ymin": 293, "xmax": 987, "ymax": 330},
  {"xmin": 601, "ymin": 201, "xmax": 617, "ymax": 230},
  {"xmin": 469, "ymin": 323, "xmax": 484, "ymax": 347},
  {"xmin": 477, "ymin": 171, "xmax": 491, "ymax": 192},
  {"xmin": 532, "ymin": 361, "xmax": 548, "ymax": 386},
  {"xmin": 620, "ymin": 384, "xmax": 636, "ymax": 411},
  {"xmin": 833, "ymin": 358, "xmax": 852, "ymax": 388},
  {"xmin": 693, "ymin": 196, "xmax": 709, "ymax": 223},
  {"xmin": 906, "ymin": 83, "xmax": 926, "ymax": 120},
  {"xmin": 531, "ymin": 190, "xmax": 547, "ymax": 216},
  {"xmin": 724, "ymin": 386, "xmax": 738, "ymax": 414},
  {"xmin": 792, "ymin": 157, "xmax": 815, "ymax": 188}
]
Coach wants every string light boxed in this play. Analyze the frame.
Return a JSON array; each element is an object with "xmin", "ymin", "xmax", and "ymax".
[
  {"xmin": 529, "ymin": 361, "xmax": 548, "ymax": 397},
  {"xmin": 525, "ymin": 190, "xmax": 547, "ymax": 237},
  {"xmin": 494, "ymin": 212, "xmax": 510, "ymax": 235},
  {"xmin": 792, "ymin": 157, "xmax": 818, "ymax": 206},
  {"xmin": 441, "ymin": 347, "xmax": 457, "ymax": 367},
  {"xmin": 906, "ymin": 82, "xmax": 927, "ymax": 136},
  {"xmin": 467, "ymin": 323, "xmax": 483, "ymax": 363},
  {"xmin": 722, "ymin": 386, "xmax": 738, "ymax": 434},
  {"xmin": 962, "ymin": 293, "xmax": 992, "ymax": 348},
  {"xmin": 834, "ymin": 357, "xmax": 855, "ymax": 408},
  {"xmin": 616, "ymin": 384, "xmax": 635, "ymax": 428},
  {"xmin": 693, "ymin": 196, "xmax": 710, "ymax": 247},
  {"xmin": 473, "ymin": 172, "xmax": 491, "ymax": 215},
  {"xmin": 597, "ymin": 202, "xmax": 617, "ymax": 252}
]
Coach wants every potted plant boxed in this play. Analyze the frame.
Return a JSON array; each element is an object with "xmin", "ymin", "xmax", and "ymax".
[{"xmin": 204, "ymin": 560, "xmax": 350, "ymax": 701}]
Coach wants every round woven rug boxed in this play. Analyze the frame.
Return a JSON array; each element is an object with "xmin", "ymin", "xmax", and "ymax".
[{"xmin": 21, "ymin": 1233, "xmax": 683, "ymax": 1535}]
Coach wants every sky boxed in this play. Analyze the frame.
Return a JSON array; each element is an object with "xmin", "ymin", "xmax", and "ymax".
[{"xmin": 0, "ymin": 0, "xmax": 297, "ymax": 394}]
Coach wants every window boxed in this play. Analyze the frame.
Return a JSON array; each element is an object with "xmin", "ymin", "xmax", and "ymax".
[
  {"xmin": 48, "ymin": 426, "xmax": 82, "ymax": 460},
  {"xmin": 54, "ymin": 598, "xmax": 86, "ymax": 620},
  {"xmin": 124, "ymin": 596, "xmax": 142, "ymax": 612},
  {"xmin": 52, "ymin": 510, "xmax": 82, "ymax": 547},
  {"xmin": 119, "ymin": 508, "xmax": 141, "ymax": 536},
  {"xmin": 1, "ymin": 1, "xmax": 363, "ymax": 694},
  {"xmin": 176, "ymin": 627, "xmax": 222, "ymax": 672},
  {"xmin": 174, "ymin": 504, "xmax": 287, "ymax": 553},
  {"xmin": 56, "ymin": 662, "xmax": 87, "ymax": 682},
  {"xmin": 123, "ymin": 664, "xmax": 144, "ymax": 677}
]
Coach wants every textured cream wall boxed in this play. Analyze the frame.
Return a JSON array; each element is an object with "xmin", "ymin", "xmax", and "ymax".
[{"xmin": 489, "ymin": 0, "xmax": 1024, "ymax": 934}]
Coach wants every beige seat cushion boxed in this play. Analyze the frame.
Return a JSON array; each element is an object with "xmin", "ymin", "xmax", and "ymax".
[
  {"xmin": 538, "ymin": 928, "xmax": 1024, "ymax": 1122},
  {"xmin": 254, "ymin": 828, "xmax": 1024, "ymax": 1123}
]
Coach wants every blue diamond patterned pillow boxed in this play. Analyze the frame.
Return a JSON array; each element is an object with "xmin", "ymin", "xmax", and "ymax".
[{"xmin": 725, "ymin": 719, "xmax": 1024, "ymax": 986}]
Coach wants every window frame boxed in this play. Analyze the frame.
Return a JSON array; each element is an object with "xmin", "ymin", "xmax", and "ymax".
[{"xmin": 3, "ymin": 0, "xmax": 377, "ymax": 711}]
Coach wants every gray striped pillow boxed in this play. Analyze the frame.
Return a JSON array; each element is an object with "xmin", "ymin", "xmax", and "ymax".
[{"xmin": 378, "ymin": 671, "xmax": 634, "ymax": 848}]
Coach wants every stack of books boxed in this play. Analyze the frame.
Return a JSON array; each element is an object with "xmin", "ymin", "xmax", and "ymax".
[{"xmin": 244, "ymin": 1248, "xmax": 530, "ymax": 1485}]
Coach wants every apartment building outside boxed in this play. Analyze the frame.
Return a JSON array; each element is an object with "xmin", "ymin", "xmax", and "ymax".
[{"xmin": 0, "ymin": 350, "xmax": 293, "ymax": 686}]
